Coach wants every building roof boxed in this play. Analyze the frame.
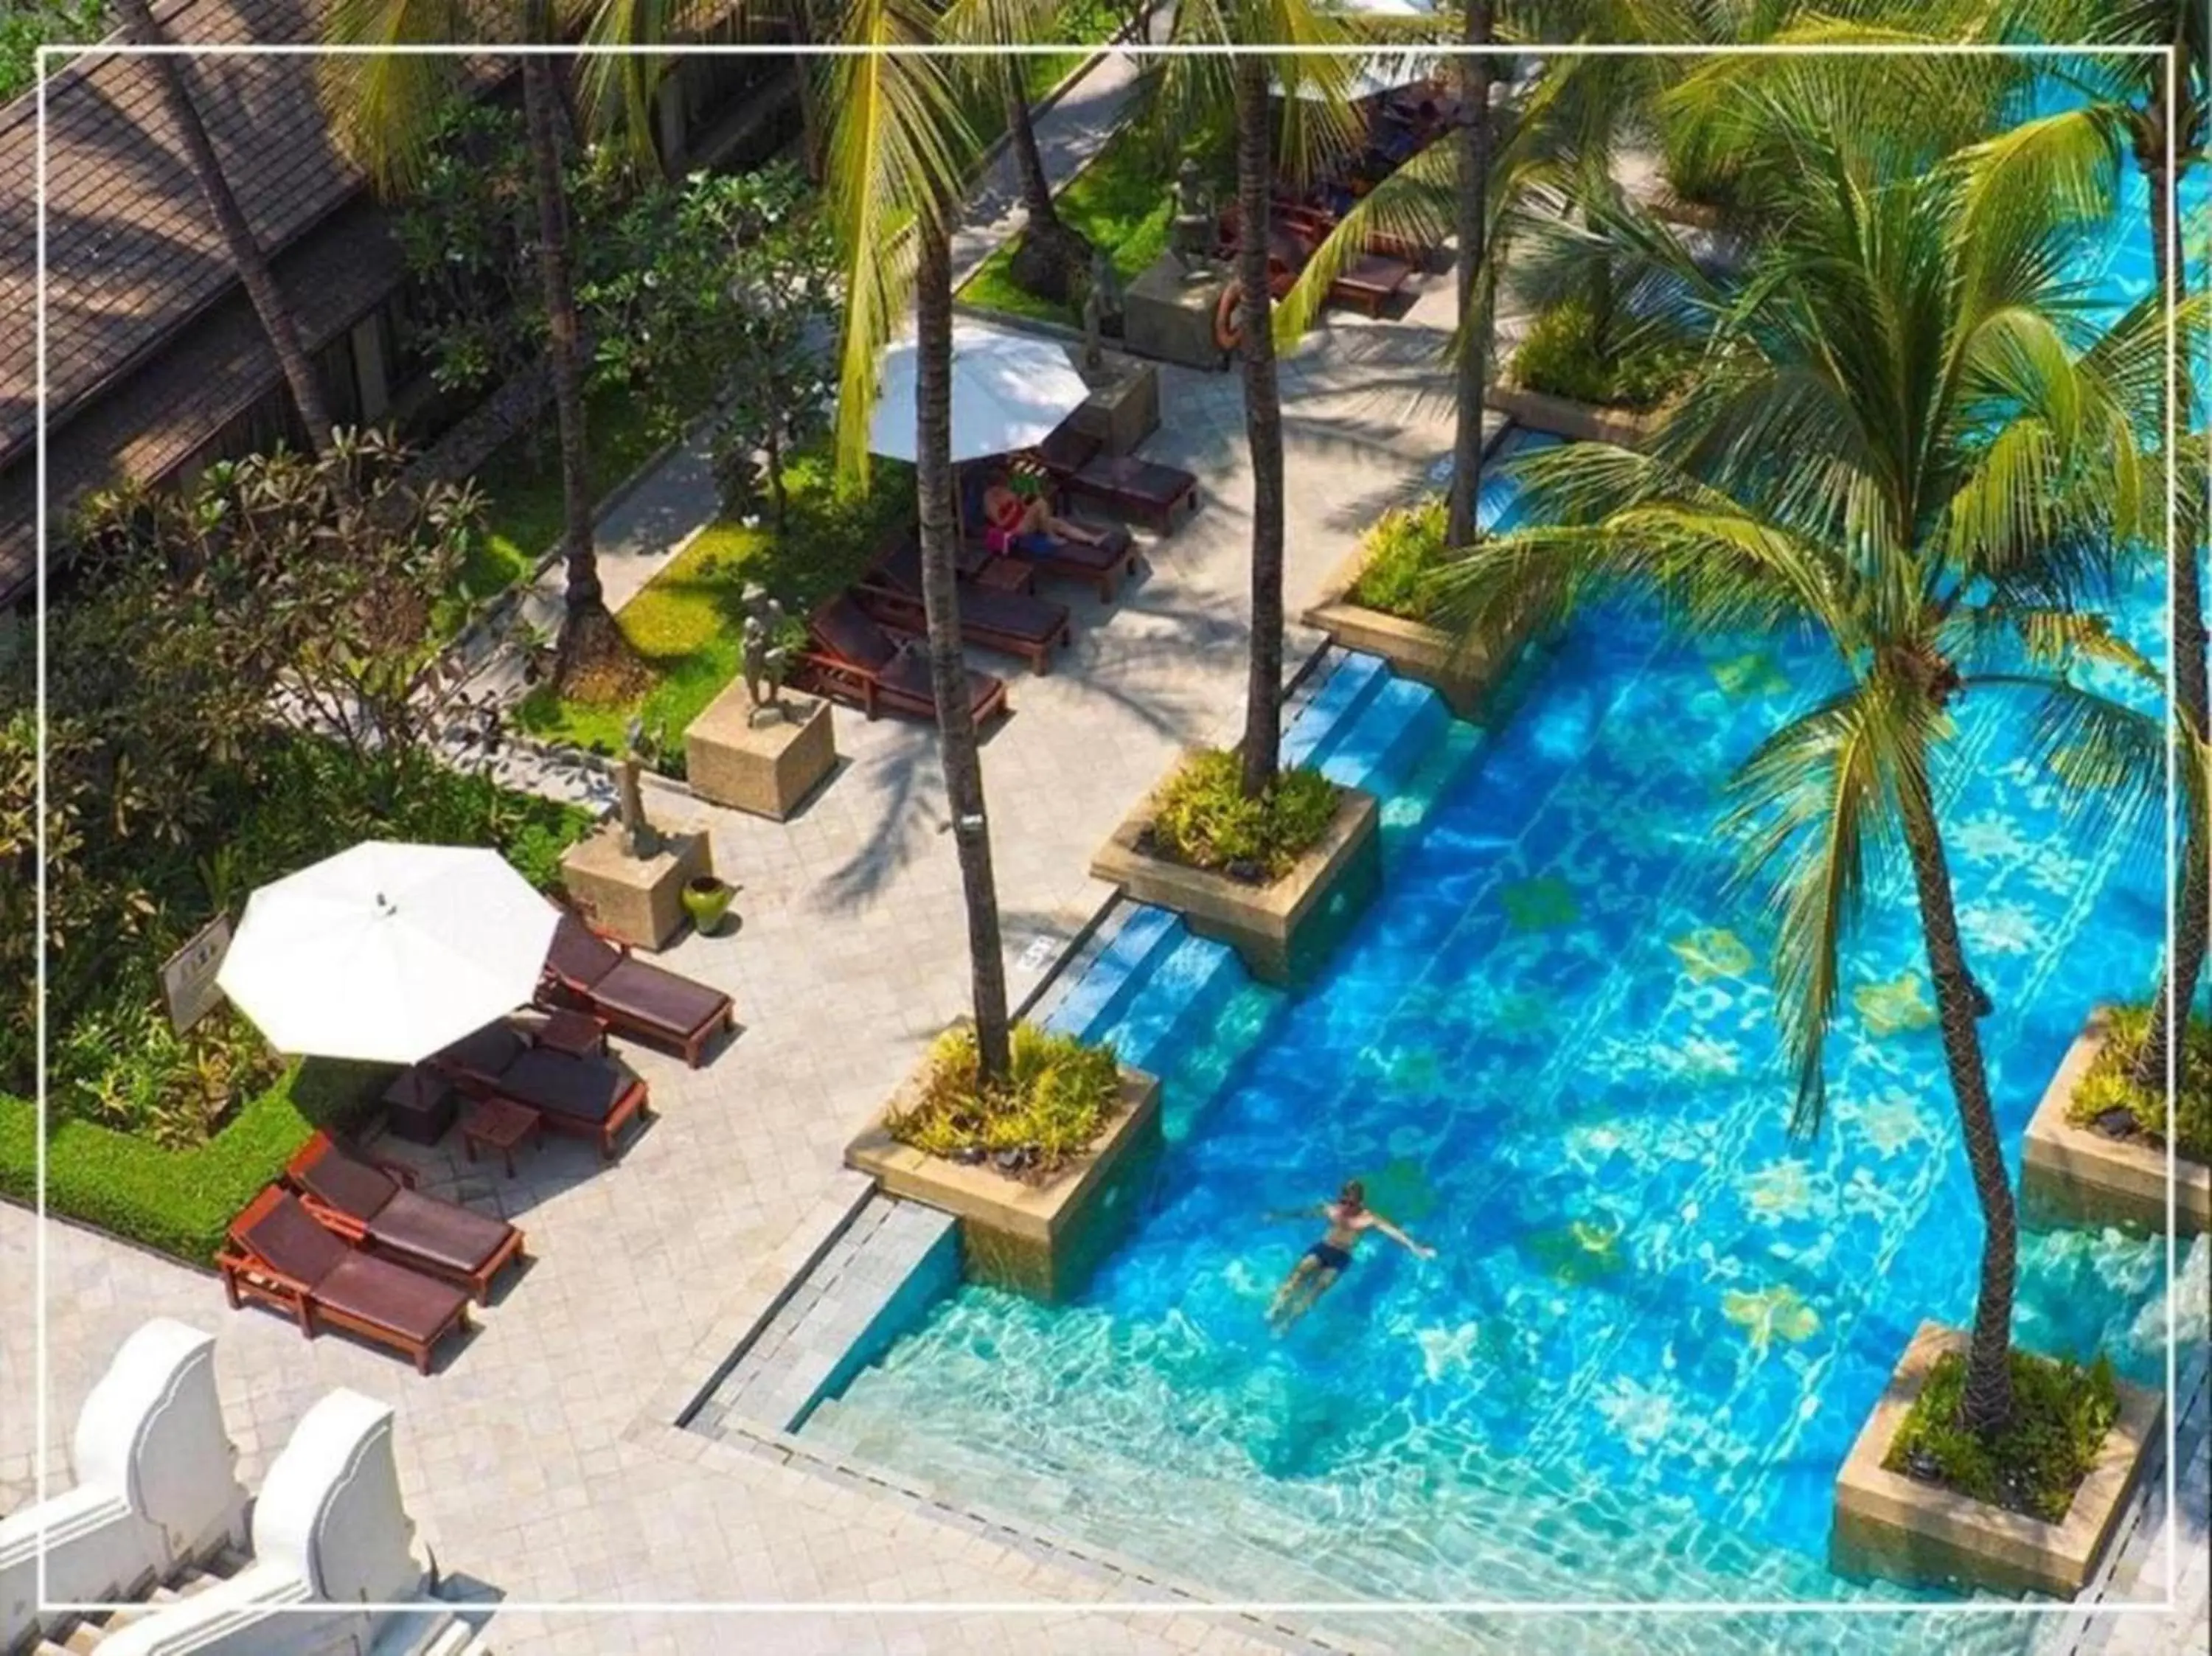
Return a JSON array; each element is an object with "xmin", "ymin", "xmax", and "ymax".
[{"xmin": 0, "ymin": 0, "xmax": 357, "ymax": 476}]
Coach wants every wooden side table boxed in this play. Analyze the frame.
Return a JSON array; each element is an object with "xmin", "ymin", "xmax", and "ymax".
[
  {"xmin": 976, "ymin": 556, "xmax": 1035, "ymax": 594},
  {"xmin": 460, "ymin": 1096, "xmax": 541, "ymax": 1177}
]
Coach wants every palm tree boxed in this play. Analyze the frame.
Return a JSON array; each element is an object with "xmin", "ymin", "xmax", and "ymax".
[
  {"xmin": 1958, "ymin": 0, "xmax": 2210, "ymax": 1091},
  {"xmin": 823, "ymin": 2, "xmax": 1016, "ymax": 1079},
  {"xmin": 1001, "ymin": 63, "xmax": 1096, "ymax": 302},
  {"xmin": 321, "ymin": 0, "xmax": 677, "ymax": 685},
  {"xmin": 1439, "ymin": 112, "xmax": 2161, "ymax": 1435},
  {"xmin": 1281, "ymin": 2, "xmax": 1711, "ymax": 588},
  {"xmin": 114, "ymin": 0, "xmax": 338, "ymax": 456},
  {"xmin": 1150, "ymin": 3, "xmax": 1353, "ymax": 799}
]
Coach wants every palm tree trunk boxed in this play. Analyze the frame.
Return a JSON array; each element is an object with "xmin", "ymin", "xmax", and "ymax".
[
  {"xmin": 523, "ymin": 52, "xmax": 607, "ymax": 647},
  {"xmin": 115, "ymin": 0, "xmax": 338, "ymax": 456},
  {"xmin": 1899, "ymin": 777, "xmax": 2017, "ymax": 1438},
  {"xmin": 1444, "ymin": 0, "xmax": 1496, "ymax": 549},
  {"xmin": 1234, "ymin": 54, "xmax": 1286, "ymax": 801},
  {"xmin": 1006, "ymin": 66, "xmax": 1062, "ymax": 233},
  {"xmin": 917, "ymin": 214, "xmax": 1014, "ymax": 1084},
  {"xmin": 2131, "ymin": 110, "xmax": 2208, "ymax": 1092}
]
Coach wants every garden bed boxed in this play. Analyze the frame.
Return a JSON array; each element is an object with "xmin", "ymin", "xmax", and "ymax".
[
  {"xmin": 512, "ymin": 450, "xmax": 912, "ymax": 769},
  {"xmin": 1303, "ymin": 496, "xmax": 1523, "ymax": 717},
  {"xmin": 957, "ymin": 122, "xmax": 1234, "ymax": 331},
  {"xmin": 1486, "ymin": 299, "xmax": 1692, "ymax": 450},
  {"xmin": 1832, "ymin": 1321, "xmax": 2160, "ymax": 1598},
  {"xmin": 845, "ymin": 1023, "xmax": 1160, "ymax": 1303},
  {"xmin": 2022, "ymin": 1008, "xmax": 2212, "ymax": 1234},
  {"xmin": 1091, "ymin": 750, "xmax": 1380, "ymax": 984}
]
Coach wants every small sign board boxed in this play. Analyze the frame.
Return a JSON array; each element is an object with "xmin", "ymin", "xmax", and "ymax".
[{"xmin": 161, "ymin": 915, "xmax": 232, "ymax": 1034}]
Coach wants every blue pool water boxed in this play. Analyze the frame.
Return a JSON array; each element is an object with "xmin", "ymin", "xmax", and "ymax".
[{"xmin": 794, "ymin": 150, "xmax": 2205, "ymax": 1652}]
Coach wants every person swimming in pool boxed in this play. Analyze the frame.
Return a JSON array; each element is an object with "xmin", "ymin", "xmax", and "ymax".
[
  {"xmin": 981, "ymin": 465, "xmax": 1109, "ymax": 548},
  {"xmin": 1265, "ymin": 1179, "xmax": 1434, "ymax": 1328}
]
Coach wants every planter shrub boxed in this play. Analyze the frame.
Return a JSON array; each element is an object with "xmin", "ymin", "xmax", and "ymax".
[
  {"xmin": 1512, "ymin": 298, "xmax": 1694, "ymax": 413},
  {"xmin": 1147, "ymin": 749, "xmax": 1340, "ymax": 883},
  {"xmin": 2065, "ymin": 1003, "xmax": 2212, "ymax": 1163},
  {"xmin": 1884, "ymin": 1346, "xmax": 2121, "ymax": 1524},
  {"xmin": 1346, "ymin": 496, "xmax": 1452, "ymax": 625},
  {"xmin": 886, "ymin": 1023, "xmax": 1122, "ymax": 1177}
]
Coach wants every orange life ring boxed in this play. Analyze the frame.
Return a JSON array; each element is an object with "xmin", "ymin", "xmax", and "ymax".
[{"xmin": 1214, "ymin": 280, "xmax": 1245, "ymax": 353}]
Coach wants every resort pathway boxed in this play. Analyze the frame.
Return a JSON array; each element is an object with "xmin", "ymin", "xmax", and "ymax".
[
  {"xmin": 2, "ymin": 250, "xmax": 1475, "ymax": 1654},
  {"xmin": 445, "ymin": 31, "xmax": 1159, "ymax": 756}
]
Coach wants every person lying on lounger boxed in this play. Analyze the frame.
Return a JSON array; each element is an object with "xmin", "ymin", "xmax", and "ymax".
[
  {"xmin": 981, "ymin": 467, "xmax": 1110, "ymax": 550},
  {"xmin": 1265, "ymin": 1179, "xmax": 1434, "ymax": 1329}
]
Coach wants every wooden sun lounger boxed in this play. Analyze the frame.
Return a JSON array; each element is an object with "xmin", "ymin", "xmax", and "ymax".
[
  {"xmin": 856, "ymin": 535, "xmax": 1071, "ymax": 674},
  {"xmin": 218, "ymin": 1187, "xmax": 472, "ymax": 1374},
  {"xmin": 1033, "ymin": 428, "xmax": 1201, "ymax": 533},
  {"xmin": 791, "ymin": 593, "xmax": 1011, "ymax": 726},
  {"xmin": 285, "ymin": 1131, "xmax": 526, "ymax": 1305},
  {"xmin": 538, "ymin": 914, "xmax": 737, "ymax": 1068},
  {"xmin": 431, "ymin": 1020, "xmax": 653, "ymax": 1161}
]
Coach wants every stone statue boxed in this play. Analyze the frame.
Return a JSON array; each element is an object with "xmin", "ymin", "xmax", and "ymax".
[
  {"xmin": 1167, "ymin": 157, "xmax": 1217, "ymax": 279},
  {"xmin": 1080, "ymin": 246, "xmax": 1121, "ymax": 372},
  {"xmin": 618, "ymin": 717, "xmax": 661, "ymax": 860},
  {"xmin": 740, "ymin": 583, "xmax": 790, "ymax": 724}
]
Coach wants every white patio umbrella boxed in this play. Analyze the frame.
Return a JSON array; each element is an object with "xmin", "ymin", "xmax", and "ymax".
[
  {"xmin": 866, "ymin": 321, "xmax": 1094, "ymax": 465},
  {"xmin": 216, "ymin": 841, "xmax": 559, "ymax": 1065}
]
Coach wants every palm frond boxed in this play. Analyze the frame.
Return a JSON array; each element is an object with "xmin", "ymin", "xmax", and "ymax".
[{"xmin": 320, "ymin": 0, "xmax": 473, "ymax": 195}]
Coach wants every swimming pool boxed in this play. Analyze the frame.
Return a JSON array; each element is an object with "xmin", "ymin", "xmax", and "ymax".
[{"xmin": 794, "ymin": 142, "xmax": 2200, "ymax": 1655}]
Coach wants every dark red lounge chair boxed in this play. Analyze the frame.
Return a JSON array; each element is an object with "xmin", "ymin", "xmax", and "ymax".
[
  {"xmin": 856, "ymin": 535, "xmax": 1072, "ymax": 673},
  {"xmin": 285, "ymin": 1131, "xmax": 526, "ymax": 1304},
  {"xmin": 791, "ymin": 594, "xmax": 1011, "ymax": 726},
  {"xmin": 218, "ymin": 1187, "xmax": 472, "ymax": 1374},
  {"xmin": 538, "ymin": 916, "xmax": 738, "ymax": 1068},
  {"xmin": 1035, "ymin": 426, "xmax": 1201, "ymax": 532},
  {"xmin": 431, "ymin": 1020, "xmax": 653, "ymax": 1160},
  {"xmin": 958, "ymin": 467, "xmax": 1147, "ymax": 600}
]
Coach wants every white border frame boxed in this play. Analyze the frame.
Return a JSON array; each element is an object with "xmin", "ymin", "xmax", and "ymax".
[{"xmin": 28, "ymin": 30, "xmax": 2193, "ymax": 1628}]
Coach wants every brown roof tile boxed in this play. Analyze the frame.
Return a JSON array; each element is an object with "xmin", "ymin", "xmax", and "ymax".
[{"xmin": 0, "ymin": 0, "xmax": 365, "ymax": 474}]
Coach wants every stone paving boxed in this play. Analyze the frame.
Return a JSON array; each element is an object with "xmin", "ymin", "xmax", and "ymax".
[{"xmin": 7, "ymin": 49, "xmax": 2205, "ymax": 1656}]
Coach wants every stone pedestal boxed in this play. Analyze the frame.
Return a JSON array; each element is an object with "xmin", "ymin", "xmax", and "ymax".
[
  {"xmin": 559, "ymin": 821, "xmax": 712, "ymax": 951},
  {"xmin": 1066, "ymin": 349, "xmax": 1161, "ymax": 455},
  {"xmin": 685, "ymin": 689, "xmax": 836, "ymax": 820},
  {"xmin": 1123, "ymin": 253, "xmax": 1231, "ymax": 372}
]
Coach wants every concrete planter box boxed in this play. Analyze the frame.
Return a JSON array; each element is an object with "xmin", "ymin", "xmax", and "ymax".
[
  {"xmin": 846, "ymin": 1052, "xmax": 1161, "ymax": 1304},
  {"xmin": 2021, "ymin": 1012, "xmax": 2211, "ymax": 1236},
  {"xmin": 1831, "ymin": 1321, "xmax": 2163, "ymax": 1599},
  {"xmin": 1486, "ymin": 378, "xmax": 1665, "ymax": 450},
  {"xmin": 1090, "ymin": 771, "xmax": 1381, "ymax": 985},
  {"xmin": 1301, "ymin": 544, "xmax": 1519, "ymax": 718}
]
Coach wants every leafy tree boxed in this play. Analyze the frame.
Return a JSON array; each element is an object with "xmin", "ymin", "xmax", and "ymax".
[
  {"xmin": 703, "ymin": 166, "xmax": 838, "ymax": 524},
  {"xmin": 0, "ymin": 0, "xmax": 108, "ymax": 105},
  {"xmin": 1439, "ymin": 103, "xmax": 2166, "ymax": 1436}
]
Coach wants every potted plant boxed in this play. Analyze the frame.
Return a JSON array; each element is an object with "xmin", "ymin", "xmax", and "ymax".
[{"xmin": 681, "ymin": 874, "xmax": 735, "ymax": 936}]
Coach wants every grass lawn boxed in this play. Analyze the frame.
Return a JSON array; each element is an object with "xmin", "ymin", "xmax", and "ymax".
[
  {"xmin": 451, "ymin": 372, "xmax": 714, "ymax": 620},
  {"xmin": 514, "ymin": 450, "xmax": 914, "ymax": 761},
  {"xmin": 959, "ymin": 121, "xmax": 1233, "ymax": 328}
]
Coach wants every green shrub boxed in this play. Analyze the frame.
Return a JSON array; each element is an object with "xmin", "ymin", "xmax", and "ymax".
[
  {"xmin": 1147, "ymin": 749, "xmax": 1340, "ymax": 883},
  {"xmin": 1512, "ymin": 299, "xmax": 1694, "ymax": 412},
  {"xmin": 1885, "ymin": 1347, "xmax": 2121, "ymax": 1523},
  {"xmin": 887, "ymin": 1023, "xmax": 1121, "ymax": 1176},
  {"xmin": 1346, "ymin": 496, "xmax": 1452, "ymax": 623},
  {"xmin": 2067, "ymin": 1003, "xmax": 2212, "ymax": 1163},
  {"xmin": 0, "ymin": 1058, "xmax": 392, "ymax": 1264}
]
